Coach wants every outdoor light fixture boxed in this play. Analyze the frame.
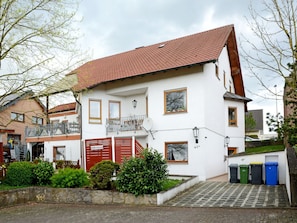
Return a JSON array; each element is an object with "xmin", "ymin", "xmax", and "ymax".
[
  {"xmin": 192, "ymin": 126, "xmax": 199, "ymax": 144},
  {"xmin": 225, "ymin": 136, "xmax": 230, "ymax": 147},
  {"xmin": 132, "ymin": 99, "xmax": 137, "ymax": 109}
]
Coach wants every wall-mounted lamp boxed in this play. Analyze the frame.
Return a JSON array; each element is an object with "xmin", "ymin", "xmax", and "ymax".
[
  {"xmin": 132, "ymin": 99, "xmax": 137, "ymax": 109},
  {"xmin": 225, "ymin": 136, "xmax": 230, "ymax": 147},
  {"xmin": 192, "ymin": 126, "xmax": 199, "ymax": 144}
]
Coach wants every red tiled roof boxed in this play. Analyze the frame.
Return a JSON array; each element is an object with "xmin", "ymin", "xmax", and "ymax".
[
  {"xmin": 48, "ymin": 102, "xmax": 76, "ymax": 114},
  {"xmin": 70, "ymin": 24, "xmax": 244, "ymax": 96}
]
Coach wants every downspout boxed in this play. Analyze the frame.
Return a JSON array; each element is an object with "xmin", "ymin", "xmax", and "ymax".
[
  {"xmin": 46, "ymin": 95, "xmax": 50, "ymax": 124},
  {"xmin": 73, "ymin": 92, "xmax": 83, "ymax": 170}
]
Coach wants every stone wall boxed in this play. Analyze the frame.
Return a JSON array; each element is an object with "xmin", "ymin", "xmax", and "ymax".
[{"xmin": 0, "ymin": 187, "xmax": 157, "ymax": 208}]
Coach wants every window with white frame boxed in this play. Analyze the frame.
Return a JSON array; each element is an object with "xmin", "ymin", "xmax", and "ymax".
[
  {"xmin": 109, "ymin": 100, "xmax": 120, "ymax": 120},
  {"xmin": 89, "ymin": 99, "xmax": 102, "ymax": 124}
]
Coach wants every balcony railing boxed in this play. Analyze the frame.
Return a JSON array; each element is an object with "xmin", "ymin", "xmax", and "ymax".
[
  {"xmin": 106, "ymin": 115, "xmax": 147, "ymax": 133},
  {"xmin": 25, "ymin": 122, "xmax": 80, "ymax": 138}
]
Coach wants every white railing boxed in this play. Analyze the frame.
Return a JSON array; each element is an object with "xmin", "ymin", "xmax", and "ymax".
[
  {"xmin": 25, "ymin": 122, "xmax": 80, "ymax": 137},
  {"xmin": 106, "ymin": 115, "xmax": 147, "ymax": 133}
]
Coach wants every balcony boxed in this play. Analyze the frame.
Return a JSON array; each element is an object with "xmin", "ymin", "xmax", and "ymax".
[
  {"xmin": 25, "ymin": 122, "xmax": 80, "ymax": 138},
  {"xmin": 106, "ymin": 115, "xmax": 147, "ymax": 135}
]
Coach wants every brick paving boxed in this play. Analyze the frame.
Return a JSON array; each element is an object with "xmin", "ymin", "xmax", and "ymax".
[{"xmin": 164, "ymin": 181, "xmax": 290, "ymax": 208}]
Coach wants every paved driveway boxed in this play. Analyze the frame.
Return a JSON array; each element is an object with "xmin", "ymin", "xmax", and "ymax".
[
  {"xmin": 0, "ymin": 203, "xmax": 296, "ymax": 223},
  {"xmin": 164, "ymin": 181, "xmax": 290, "ymax": 208}
]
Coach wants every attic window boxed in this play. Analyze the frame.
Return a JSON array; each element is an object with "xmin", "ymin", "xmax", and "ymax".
[{"xmin": 158, "ymin": 43, "xmax": 165, "ymax": 48}]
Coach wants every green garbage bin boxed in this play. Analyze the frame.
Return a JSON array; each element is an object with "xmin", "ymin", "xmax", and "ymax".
[{"xmin": 239, "ymin": 164, "xmax": 249, "ymax": 184}]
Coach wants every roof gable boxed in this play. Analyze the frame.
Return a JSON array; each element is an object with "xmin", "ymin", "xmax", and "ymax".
[
  {"xmin": 70, "ymin": 25, "xmax": 244, "ymax": 92},
  {"xmin": 0, "ymin": 91, "xmax": 45, "ymax": 112},
  {"xmin": 48, "ymin": 102, "xmax": 76, "ymax": 114}
]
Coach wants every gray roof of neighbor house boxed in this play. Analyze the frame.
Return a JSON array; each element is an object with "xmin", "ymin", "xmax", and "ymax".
[
  {"xmin": 0, "ymin": 91, "xmax": 46, "ymax": 112},
  {"xmin": 0, "ymin": 91, "xmax": 46, "ymax": 113},
  {"xmin": 63, "ymin": 24, "xmax": 246, "ymax": 97}
]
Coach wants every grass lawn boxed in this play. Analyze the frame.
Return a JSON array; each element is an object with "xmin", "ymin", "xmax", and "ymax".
[
  {"xmin": 161, "ymin": 179, "xmax": 182, "ymax": 191},
  {"xmin": 245, "ymin": 144, "xmax": 285, "ymax": 155}
]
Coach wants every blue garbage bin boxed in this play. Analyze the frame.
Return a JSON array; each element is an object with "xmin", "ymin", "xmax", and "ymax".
[{"xmin": 265, "ymin": 162, "xmax": 278, "ymax": 185}]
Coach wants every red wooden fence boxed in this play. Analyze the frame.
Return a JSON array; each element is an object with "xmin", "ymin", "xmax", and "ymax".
[
  {"xmin": 85, "ymin": 137, "xmax": 144, "ymax": 171},
  {"xmin": 85, "ymin": 138, "xmax": 112, "ymax": 171}
]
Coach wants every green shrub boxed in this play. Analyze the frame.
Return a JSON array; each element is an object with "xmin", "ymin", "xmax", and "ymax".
[
  {"xmin": 33, "ymin": 161, "xmax": 54, "ymax": 186},
  {"xmin": 89, "ymin": 160, "xmax": 119, "ymax": 190},
  {"xmin": 4, "ymin": 161, "xmax": 34, "ymax": 186},
  {"xmin": 50, "ymin": 168, "xmax": 89, "ymax": 188},
  {"xmin": 116, "ymin": 148, "xmax": 168, "ymax": 196}
]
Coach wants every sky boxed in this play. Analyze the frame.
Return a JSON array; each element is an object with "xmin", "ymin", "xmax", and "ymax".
[{"xmin": 76, "ymin": 0, "xmax": 284, "ymax": 132}]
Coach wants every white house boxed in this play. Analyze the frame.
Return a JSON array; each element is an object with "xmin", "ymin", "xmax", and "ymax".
[
  {"xmin": 25, "ymin": 102, "xmax": 81, "ymax": 166},
  {"xmin": 35, "ymin": 25, "xmax": 251, "ymax": 180}
]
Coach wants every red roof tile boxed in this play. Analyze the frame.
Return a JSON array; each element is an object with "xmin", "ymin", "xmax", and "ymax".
[
  {"xmin": 48, "ymin": 102, "xmax": 76, "ymax": 114},
  {"xmin": 70, "ymin": 25, "xmax": 244, "ymax": 96}
]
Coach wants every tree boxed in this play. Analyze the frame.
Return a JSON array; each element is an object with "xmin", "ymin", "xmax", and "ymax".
[
  {"xmin": 245, "ymin": 112, "xmax": 256, "ymax": 132},
  {"xmin": 266, "ymin": 112, "xmax": 284, "ymax": 141},
  {"xmin": 242, "ymin": 0, "xmax": 297, "ymax": 145},
  {"xmin": 0, "ymin": 0, "xmax": 84, "ymax": 105}
]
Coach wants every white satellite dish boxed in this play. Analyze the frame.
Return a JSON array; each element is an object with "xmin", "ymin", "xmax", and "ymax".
[{"xmin": 142, "ymin": 118, "xmax": 153, "ymax": 131}]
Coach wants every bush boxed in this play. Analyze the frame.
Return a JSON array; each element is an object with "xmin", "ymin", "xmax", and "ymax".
[
  {"xmin": 50, "ymin": 168, "xmax": 89, "ymax": 188},
  {"xmin": 33, "ymin": 161, "xmax": 54, "ymax": 186},
  {"xmin": 4, "ymin": 161, "xmax": 34, "ymax": 186},
  {"xmin": 89, "ymin": 160, "xmax": 119, "ymax": 190},
  {"xmin": 116, "ymin": 148, "xmax": 168, "ymax": 196}
]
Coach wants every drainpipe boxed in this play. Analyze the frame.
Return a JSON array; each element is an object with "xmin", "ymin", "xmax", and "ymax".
[{"xmin": 73, "ymin": 92, "xmax": 83, "ymax": 169}]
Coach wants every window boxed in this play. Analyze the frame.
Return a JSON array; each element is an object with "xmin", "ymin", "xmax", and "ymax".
[
  {"xmin": 11, "ymin": 112, "xmax": 24, "ymax": 122},
  {"xmin": 53, "ymin": 146, "xmax": 66, "ymax": 161},
  {"xmin": 89, "ymin": 99, "xmax": 102, "ymax": 124},
  {"xmin": 215, "ymin": 64, "xmax": 219, "ymax": 79},
  {"xmin": 32, "ymin": 116, "xmax": 43, "ymax": 125},
  {"xmin": 228, "ymin": 147, "xmax": 237, "ymax": 155},
  {"xmin": 165, "ymin": 141, "xmax": 188, "ymax": 162},
  {"xmin": 164, "ymin": 88, "xmax": 187, "ymax": 114},
  {"xmin": 109, "ymin": 100, "xmax": 120, "ymax": 120},
  {"xmin": 228, "ymin": 107, "xmax": 237, "ymax": 126}
]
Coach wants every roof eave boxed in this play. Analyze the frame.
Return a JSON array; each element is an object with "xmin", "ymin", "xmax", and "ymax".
[{"xmin": 76, "ymin": 59, "xmax": 217, "ymax": 92}]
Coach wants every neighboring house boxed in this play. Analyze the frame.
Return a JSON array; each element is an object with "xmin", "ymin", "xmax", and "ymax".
[
  {"xmin": 246, "ymin": 109, "xmax": 277, "ymax": 140},
  {"xmin": 33, "ymin": 24, "xmax": 251, "ymax": 180},
  {"xmin": 25, "ymin": 102, "xmax": 81, "ymax": 164},
  {"xmin": 0, "ymin": 91, "xmax": 46, "ymax": 161},
  {"xmin": 246, "ymin": 109, "xmax": 264, "ymax": 137}
]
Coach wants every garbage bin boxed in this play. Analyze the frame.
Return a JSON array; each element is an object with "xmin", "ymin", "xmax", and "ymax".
[
  {"xmin": 250, "ymin": 162, "xmax": 263, "ymax": 185},
  {"xmin": 265, "ymin": 162, "xmax": 278, "ymax": 185},
  {"xmin": 229, "ymin": 164, "xmax": 238, "ymax": 183},
  {"xmin": 239, "ymin": 164, "xmax": 249, "ymax": 184}
]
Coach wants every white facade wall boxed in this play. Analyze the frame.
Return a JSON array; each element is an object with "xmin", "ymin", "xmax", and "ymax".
[
  {"xmin": 80, "ymin": 47, "xmax": 247, "ymax": 180},
  {"xmin": 225, "ymin": 100, "xmax": 246, "ymax": 153},
  {"xmin": 50, "ymin": 114, "xmax": 78, "ymax": 123},
  {"xmin": 43, "ymin": 140, "xmax": 81, "ymax": 162}
]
